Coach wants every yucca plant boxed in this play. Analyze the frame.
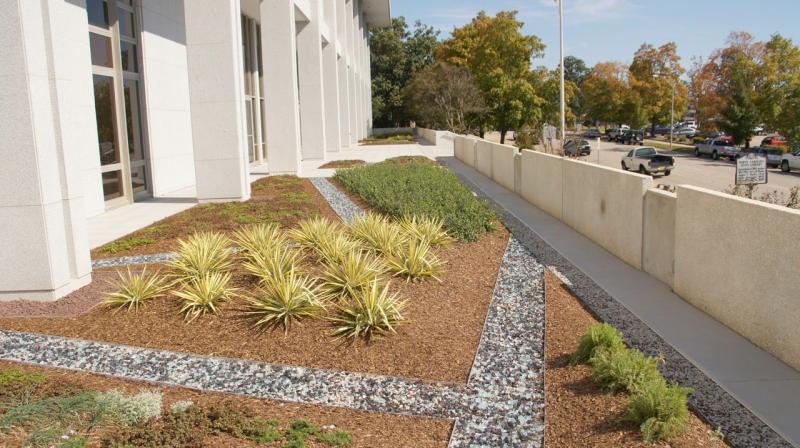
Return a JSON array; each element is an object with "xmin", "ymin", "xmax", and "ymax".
[
  {"xmin": 314, "ymin": 233, "xmax": 362, "ymax": 264},
  {"xmin": 349, "ymin": 212, "xmax": 407, "ymax": 254},
  {"xmin": 386, "ymin": 239, "xmax": 445, "ymax": 281},
  {"xmin": 399, "ymin": 215, "xmax": 455, "ymax": 248},
  {"xmin": 101, "ymin": 267, "xmax": 171, "ymax": 313},
  {"xmin": 232, "ymin": 223, "xmax": 288, "ymax": 262},
  {"xmin": 167, "ymin": 232, "xmax": 234, "ymax": 281},
  {"xmin": 320, "ymin": 250, "xmax": 387, "ymax": 299},
  {"xmin": 243, "ymin": 268, "xmax": 323, "ymax": 334},
  {"xmin": 288, "ymin": 217, "xmax": 342, "ymax": 252},
  {"xmin": 242, "ymin": 245, "xmax": 302, "ymax": 284},
  {"xmin": 331, "ymin": 279, "xmax": 407, "ymax": 341},
  {"xmin": 174, "ymin": 272, "xmax": 236, "ymax": 322}
]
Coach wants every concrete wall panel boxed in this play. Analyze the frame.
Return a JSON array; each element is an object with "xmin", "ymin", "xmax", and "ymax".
[
  {"xmin": 475, "ymin": 140, "xmax": 493, "ymax": 178},
  {"xmin": 674, "ymin": 185, "xmax": 800, "ymax": 371},
  {"xmin": 490, "ymin": 143, "xmax": 516, "ymax": 191},
  {"xmin": 643, "ymin": 189, "xmax": 676, "ymax": 287},
  {"xmin": 519, "ymin": 150, "xmax": 564, "ymax": 221}
]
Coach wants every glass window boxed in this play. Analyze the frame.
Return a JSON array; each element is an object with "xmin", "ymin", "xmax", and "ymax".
[
  {"xmin": 86, "ymin": 0, "xmax": 109, "ymax": 28},
  {"xmin": 246, "ymin": 99, "xmax": 255, "ymax": 163},
  {"xmin": 119, "ymin": 41, "xmax": 138, "ymax": 72},
  {"xmin": 102, "ymin": 171, "xmax": 124, "ymax": 200},
  {"xmin": 118, "ymin": 7, "xmax": 135, "ymax": 38},
  {"xmin": 89, "ymin": 33, "xmax": 113, "ymax": 67},
  {"xmin": 93, "ymin": 75, "xmax": 120, "ymax": 166},
  {"xmin": 123, "ymin": 79, "xmax": 144, "ymax": 162},
  {"xmin": 130, "ymin": 165, "xmax": 147, "ymax": 194}
]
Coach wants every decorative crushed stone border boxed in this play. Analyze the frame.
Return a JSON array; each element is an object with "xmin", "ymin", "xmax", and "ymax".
[
  {"xmin": 92, "ymin": 253, "xmax": 175, "ymax": 269},
  {"xmin": 0, "ymin": 236, "xmax": 546, "ymax": 447},
  {"xmin": 310, "ymin": 177, "xmax": 365, "ymax": 223},
  {"xmin": 442, "ymin": 157, "xmax": 792, "ymax": 448}
]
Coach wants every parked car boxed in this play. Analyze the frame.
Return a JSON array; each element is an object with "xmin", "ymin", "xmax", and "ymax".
[
  {"xmin": 564, "ymin": 139, "xmax": 591, "ymax": 156},
  {"xmin": 735, "ymin": 147, "xmax": 783, "ymax": 168},
  {"xmin": 781, "ymin": 151, "xmax": 800, "ymax": 173},
  {"xmin": 653, "ymin": 125, "xmax": 672, "ymax": 135},
  {"xmin": 621, "ymin": 147, "xmax": 675, "ymax": 176},
  {"xmin": 753, "ymin": 125, "xmax": 765, "ymax": 135},
  {"xmin": 761, "ymin": 135, "xmax": 787, "ymax": 146},
  {"xmin": 605, "ymin": 128, "xmax": 623, "ymax": 141},
  {"xmin": 674, "ymin": 127, "xmax": 698, "ymax": 138},
  {"xmin": 583, "ymin": 128, "xmax": 602, "ymax": 139},
  {"xmin": 694, "ymin": 138, "xmax": 739, "ymax": 160},
  {"xmin": 619, "ymin": 130, "xmax": 644, "ymax": 145}
]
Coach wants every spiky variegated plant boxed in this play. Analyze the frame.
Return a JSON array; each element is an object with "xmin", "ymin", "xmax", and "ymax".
[
  {"xmin": 174, "ymin": 271, "xmax": 236, "ymax": 322},
  {"xmin": 314, "ymin": 233, "xmax": 362, "ymax": 264},
  {"xmin": 101, "ymin": 267, "xmax": 171, "ymax": 313},
  {"xmin": 232, "ymin": 223, "xmax": 288, "ymax": 262},
  {"xmin": 319, "ymin": 250, "xmax": 387, "ymax": 300},
  {"xmin": 349, "ymin": 212, "xmax": 407, "ymax": 255},
  {"xmin": 167, "ymin": 232, "xmax": 234, "ymax": 281},
  {"xmin": 331, "ymin": 279, "xmax": 407, "ymax": 341},
  {"xmin": 287, "ymin": 217, "xmax": 343, "ymax": 253},
  {"xmin": 242, "ymin": 244, "xmax": 302, "ymax": 284},
  {"xmin": 243, "ymin": 267, "xmax": 323, "ymax": 334},
  {"xmin": 386, "ymin": 239, "xmax": 445, "ymax": 281},
  {"xmin": 399, "ymin": 215, "xmax": 455, "ymax": 248}
]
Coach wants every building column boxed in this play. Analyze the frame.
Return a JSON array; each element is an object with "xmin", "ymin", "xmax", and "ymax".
[
  {"xmin": 0, "ymin": 0, "xmax": 92, "ymax": 301},
  {"xmin": 336, "ymin": 0, "xmax": 352, "ymax": 147},
  {"xmin": 347, "ymin": 0, "xmax": 358, "ymax": 145},
  {"xmin": 296, "ymin": 1, "xmax": 327, "ymax": 161},
  {"xmin": 322, "ymin": 0, "xmax": 342, "ymax": 153},
  {"xmin": 184, "ymin": 0, "xmax": 250, "ymax": 202},
  {"xmin": 261, "ymin": 0, "xmax": 302, "ymax": 174}
]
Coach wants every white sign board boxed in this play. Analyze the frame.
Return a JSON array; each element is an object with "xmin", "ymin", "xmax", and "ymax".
[
  {"xmin": 735, "ymin": 153, "xmax": 768, "ymax": 185},
  {"xmin": 543, "ymin": 124, "xmax": 557, "ymax": 140}
]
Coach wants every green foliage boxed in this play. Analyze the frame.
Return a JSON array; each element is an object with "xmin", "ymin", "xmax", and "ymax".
[
  {"xmin": 335, "ymin": 160, "xmax": 495, "ymax": 241},
  {"xmin": 0, "ymin": 392, "xmax": 111, "ymax": 445},
  {"xmin": 101, "ymin": 267, "xmax": 171, "ymax": 313},
  {"xmin": 317, "ymin": 430, "xmax": 353, "ymax": 446},
  {"xmin": 232, "ymin": 223, "xmax": 288, "ymax": 261},
  {"xmin": 169, "ymin": 400, "xmax": 194, "ymax": 414},
  {"xmin": 167, "ymin": 232, "xmax": 234, "ymax": 281},
  {"xmin": 174, "ymin": 272, "xmax": 237, "ymax": 322},
  {"xmin": 59, "ymin": 436, "xmax": 88, "ymax": 448},
  {"xmin": 590, "ymin": 346, "xmax": 663, "ymax": 394},
  {"xmin": 0, "ymin": 368, "xmax": 47, "ymax": 401},
  {"xmin": 627, "ymin": 380, "xmax": 693, "ymax": 442},
  {"xmin": 242, "ymin": 245, "xmax": 303, "ymax": 284},
  {"xmin": 95, "ymin": 390, "xmax": 163, "ymax": 426},
  {"xmin": 288, "ymin": 217, "xmax": 344, "ymax": 253},
  {"xmin": 320, "ymin": 250, "xmax": 387, "ymax": 300},
  {"xmin": 570, "ymin": 323, "xmax": 626, "ymax": 365},
  {"xmin": 314, "ymin": 233, "xmax": 363, "ymax": 265},
  {"xmin": 349, "ymin": 212, "xmax": 408, "ymax": 254},
  {"xmin": 331, "ymin": 279, "xmax": 407, "ymax": 341},
  {"xmin": 404, "ymin": 62, "xmax": 486, "ymax": 133},
  {"xmin": 99, "ymin": 236, "xmax": 155, "ymax": 254},
  {"xmin": 399, "ymin": 215, "xmax": 455, "ymax": 248},
  {"xmin": 243, "ymin": 268, "xmax": 324, "ymax": 334},
  {"xmin": 386, "ymin": 239, "xmax": 445, "ymax": 281}
]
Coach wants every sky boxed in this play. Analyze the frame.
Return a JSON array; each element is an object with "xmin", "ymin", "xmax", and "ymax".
[{"xmin": 391, "ymin": 0, "xmax": 800, "ymax": 70}]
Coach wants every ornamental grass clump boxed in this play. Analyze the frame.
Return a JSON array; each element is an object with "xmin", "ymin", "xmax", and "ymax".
[
  {"xmin": 331, "ymin": 279, "xmax": 407, "ymax": 341},
  {"xmin": 627, "ymin": 380, "xmax": 693, "ymax": 442},
  {"xmin": 319, "ymin": 250, "xmax": 387, "ymax": 300},
  {"xmin": 590, "ymin": 346, "xmax": 664, "ymax": 394},
  {"xmin": 242, "ymin": 245, "xmax": 303, "ymax": 284},
  {"xmin": 386, "ymin": 239, "xmax": 445, "ymax": 281},
  {"xmin": 174, "ymin": 272, "xmax": 236, "ymax": 322},
  {"xmin": 314, "ymin": 233, "xmax": 363, "ymax": 264},
  {"xmin": 243, "ymin": 267, "xmax": 323, "ymax": 334},
  {"xmin": 101, "ymin": 267, "xmax": 170, "ymax": 313},
  {"xmin": 168, "ymin": 232, "xmax": 234, "ymax": 281},
  {"xmin": 232, "ymin": 223, "xmax": 288, "ymax": 262},
  {"xmin": 288, "ymin": 217, "xmax": 343, "ymax": 253},
  {"xmin": 349, "ymin": 212, "xmax": 407, "ymax": 255},
  {"xmin": 399, "ymin": 215, "xmax": 454, "ymax": 248},
  {"xmin": 570, "ymin": 322, "xmax": 626, "ymax": 365}
]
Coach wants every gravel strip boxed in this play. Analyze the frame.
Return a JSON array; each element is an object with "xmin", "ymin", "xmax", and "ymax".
[
  {"xmin": 442, "ymin": 157, "xmax": 792, "ymax": 448},
  {"xmin": 309, "ymin": 177, "xmax": 365, "ymax": 223},
  {"xmin": 92, "ymin": 253, "xmax": 176, "ymax": 268}
]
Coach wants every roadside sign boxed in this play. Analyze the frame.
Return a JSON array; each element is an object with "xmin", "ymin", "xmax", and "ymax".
[
  {"xmin": 735, "ymin": 153, "xmax": 768, "ymax": 185},
  {"xmin": 543, "ymin": 124, "xmax": 557, "ymax": 140}
]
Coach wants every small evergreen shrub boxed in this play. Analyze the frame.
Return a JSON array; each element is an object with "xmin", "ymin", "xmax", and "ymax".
[
  {"xmin": 169, "ymin": 400, "xmax": 194, "ymax": 413},
  {"xmin": 570, "ymin": 323, "xmax": 626, "ymax": 365},
  {"xmin": 627, "ymin": 380, "xmax": 693, "ymax": 442},
  {"xmin": 590, "ymin": 346, "xmax": 663, "ymax": 394},
  {"xmin": 96, "ymin": 390, "xmax": 163, "ymax": 426}
]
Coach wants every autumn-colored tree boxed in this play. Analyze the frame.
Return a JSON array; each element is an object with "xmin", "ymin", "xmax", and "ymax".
[
  {"xmin": 629, "ymin": 43, "xmax": 688, "ymax": 135},
  {"xmin": 717, "ymin": 33, "xmax": 764, "ymax": 147},
  {"xmin": 436, "ymin": 11, "xmax": 545, "ymax": 143},
  {"xmin": 581, "ymin": 61, "xmax": 629, "ymax": 125},
  {"xmin": 688, "ymin": 56, "xmax": 726, "ymax": 132},
  {"xmin": 404, "ymin": 63, "xmax": 486, "ymax": 133}
]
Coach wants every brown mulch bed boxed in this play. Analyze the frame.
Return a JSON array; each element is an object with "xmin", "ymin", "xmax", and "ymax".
[
  {"xmin": 91, "ymin": 176, "xmax": 340, "ymax": 259},
  {"xmin": 544, "ymin": 270, "xmax": 729, "ymax": 447},
  {"xmin": 0, "ymin": 229, "xmax": 509, "ymax": 384},
  {"xmin": 319, "ymin": 160, "xmax": 366, "ymax": 169},
  {"xmin": 0, "ymin": 360, "xmax": 451, "ymax": 447}
]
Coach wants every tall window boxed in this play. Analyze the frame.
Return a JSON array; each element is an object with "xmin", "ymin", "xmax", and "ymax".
[
  {"xmin": 241, "ymin": 15, "xmax": 266, "ymax": 164},
  {"xmin": 87, "ymin": 0, "xmax": 148, "ymax": 208}
]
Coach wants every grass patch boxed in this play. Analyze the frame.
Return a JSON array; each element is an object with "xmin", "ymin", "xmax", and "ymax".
[
  {"xmin": 643, "ymin": 139, "xmax": 694, "ymax": 153},
  {"xmin": 335, "ymin": 159, "xmax": 495, "ymax": 241},
  {"xmin": 99, "ymin": 236, "xmax": 155, "ymax": 254},
  {"xmin": 319, "ymin": 160, "xmax": 366, "ymax": 169},
  {"xmin": 360, "ymin": 133, "xmax": 416, "ymax": 145}
]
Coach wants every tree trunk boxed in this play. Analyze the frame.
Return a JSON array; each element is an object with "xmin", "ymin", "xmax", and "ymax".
[{"xmin": 500, "ymin": 129, "xmax": 507, "ymax": 144}]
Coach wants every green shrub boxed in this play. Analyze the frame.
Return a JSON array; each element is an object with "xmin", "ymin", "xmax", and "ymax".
[
  {"xmin": 570, "ymin": 323, "xmax": 626, "ymax": 365},
  {"xmin": 168, "ymin": 232, "xmax": 234, "ymax": 281},
  {"xmin": 331, "ymin": 279, "xmax": 407, "ymax": 341},
  {"xmin": 386, "ymin": 239, "xmax": 445, "ymax": 281},
  {"xmin": 627, "ymin": 380, "xmax": 693, "ymax": 442},
  {"xmin": 0, "ymin": 368, "xmax": 47, "ymax": 401},
  {"xmin": 100, "ymin": 236, "xmax": 155, "ymax": 254},
  {"xmin": 102, "ymin": 267, "xmax": 171, "ymax": 313},
  {"xmin": 590, "ymin": 346, "xmax": 663, "ymax": 394},
  {"xmin": 335, "ymin": 159, "xmax": 495, "ymax": 241},
  {"xmin": 175, "ymin": 272, "xmax": 237, "ymax": 322},
  {"xmin": 349, "ymin": 212, "xmax": 408, "ymax": 255},
  {"xmin": 319, "ymin": 250, "xmax": 387, "ymax": 300},
  {"xmin": 95, "ymin": 390, "xmax": 163, "ymax": 426},
  {"xmin": 399, "ymin": 215, "xmax": 454, "ymax": 248},
  {"xmin": 243, "ymin": 268, "xmax": 324, "ymax": 333}
]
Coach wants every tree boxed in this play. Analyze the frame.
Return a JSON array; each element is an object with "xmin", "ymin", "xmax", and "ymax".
[
  {"xmin": 688, "ymin": 56, "xmax": 726, "ymax": 132},
  {"xmin": 370, "ymin": 18, "xmax": 439, "ymax": 127},
  {"xmin": 581, "ymin": 61, "xmax": 629, "ymax": 125},
  {"xmin": 563, "ymin": 56, "xmax": 591, "ymax": 122},
  {"xmin": 629, "ymin": 43, "xmax": 688, "ymax": 135},
  {"xmin": 717, "ymin": 33, "xmax": 763, "ymax": 147},
  {"xmin": 404, "ymin": 63, "xmax": 486, "ymax": 133},
  {"xmin": 533, "ymin": 67, "xmax": 577, "ymax": 128},
  {"xmin": 758, "ymin": 34, "xmax": 800, "ymax": 150},
  {"xmin": 436, "ymin": 11, "xmax": 545, "ymax": 143}
]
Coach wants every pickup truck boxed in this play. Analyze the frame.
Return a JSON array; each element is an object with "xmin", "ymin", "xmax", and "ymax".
[
  {"xmin": 781, "ymin": 151, "xmax": 800, "ymax": 173},
  {"xmin": 695, "ymin": 138, "xmax": 739, "ymax": 160},
  {"xmin": 621, "ymin": 147, "xmax": 675, "ymax": 176}
]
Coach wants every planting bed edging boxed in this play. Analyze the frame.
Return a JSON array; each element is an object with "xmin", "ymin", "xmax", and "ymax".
[
  {"xmin": 442, "ymin": 157, "xmax": 792, "ymax": 448},
  {"xmin": 310, "ymin": 177, "xmax": 365, "ymax": 224}
]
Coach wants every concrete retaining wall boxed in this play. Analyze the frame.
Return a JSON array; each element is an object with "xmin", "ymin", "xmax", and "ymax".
[
  {"xmin": 490, "ymin": 143, "xmax": 517, "ymax": 191},
  {"xmin": 415, "ymin": 127, "xmax": 437, "ymax": 145},
  {"xmin": 674, "ymin": 185, "xmax": 800, "ymax": 371},
  {"xmin": 519, "ymin": 150, "xmax": 564, "ymax": 221},
  {"xmin": 475, "ymin": 140, "xmax": 494, "ymax": 178},
  {"xmin": 643, "ymin": 189, "xmax": 676, "ymax": 286},
  {"xmin": 454, "ymin": 135, "xmax": 477, "ymax": 167}
]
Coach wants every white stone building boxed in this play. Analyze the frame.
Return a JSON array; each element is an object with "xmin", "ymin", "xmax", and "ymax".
[{"xmin": 0, "ymin": 0, "xmax": 390, "ymax": 300}]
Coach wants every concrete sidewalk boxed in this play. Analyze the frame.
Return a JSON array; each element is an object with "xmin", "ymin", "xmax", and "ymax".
[{"xmin": 443, "ymin": 156, "xmax": 800, "ymax": 447}]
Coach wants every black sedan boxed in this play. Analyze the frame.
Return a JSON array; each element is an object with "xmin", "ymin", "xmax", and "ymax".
[
  {"xmin": 583, "ymin": 128, "xmax": 602, "ymax": 139},
  {"xmin": 565, "ymin": 139, "xmax": 591, "ymax": 157}
]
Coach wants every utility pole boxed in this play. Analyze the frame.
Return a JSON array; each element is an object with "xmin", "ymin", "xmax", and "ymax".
[
  {"xmin": 669, "ymin": 82, "xmax": 675, "ymax": 151},
  {"xmin": 558, "ymin": 0, "xmax": 566, "ymax": 148}
]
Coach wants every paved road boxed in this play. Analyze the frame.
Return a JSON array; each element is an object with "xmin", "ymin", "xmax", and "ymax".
[{"xmin": 584, "ymin": 140, "xmax": 800, "ymax": 196}]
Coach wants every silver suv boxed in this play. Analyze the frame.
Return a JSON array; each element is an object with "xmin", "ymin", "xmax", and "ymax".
[{"xmin": 695, "ymin": 138, "xmax": 739, "ymax": 160}]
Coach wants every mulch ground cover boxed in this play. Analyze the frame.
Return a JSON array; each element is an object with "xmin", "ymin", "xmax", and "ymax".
[
  {"xmin": 0, "ymin": 360, "xmax": 452, "ymax": 447},
  {"xmin": 318, "ymin": 160, "xmax": 366, "ymax": 169},
  {"xmin": 0, "ymin": 228, "xmax": 509, "ymax": 384},
  {"xmin": 91, "ymin": 176, "xmax": 341, "ymax": 259},
  {"xmin": 544, "ymin": 269, "xmax": 730, "ymax": 448}
]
